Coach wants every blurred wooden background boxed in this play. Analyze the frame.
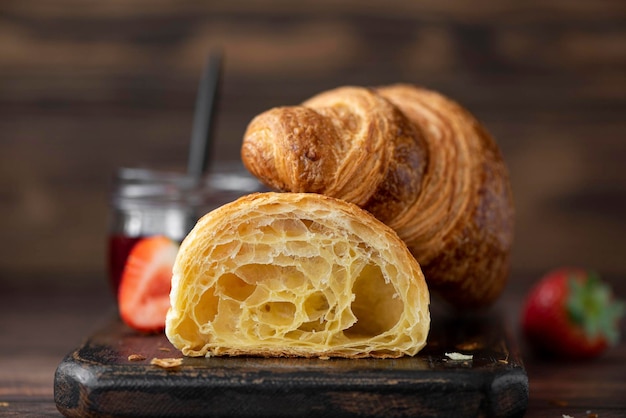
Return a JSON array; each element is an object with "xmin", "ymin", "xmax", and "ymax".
[{"xmin": 1, "ymin": 0, "xmax": 624, "ymax": 287}]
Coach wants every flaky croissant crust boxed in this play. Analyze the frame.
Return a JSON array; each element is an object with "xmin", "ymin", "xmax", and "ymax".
[
  {"xmin": 241, "ymin": 84, "xmax": 514, "ymax": 309},
  {"xmin": 165, "ymin": 192, "xmax": 430, "ymax": 358}
]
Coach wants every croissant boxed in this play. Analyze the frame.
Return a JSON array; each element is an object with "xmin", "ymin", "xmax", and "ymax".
[
  {"xmin": 165, "ymin": 192, "xmax": 430, "ymax": 358},
  {"xmin": 241, "ymin": 84, "xmax": 514, "ymax": 309}
]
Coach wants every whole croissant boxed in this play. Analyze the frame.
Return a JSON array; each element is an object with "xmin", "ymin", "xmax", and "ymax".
[{"xmin": 241, "ymin": 84, "xmax": 514, "ymax": 309}]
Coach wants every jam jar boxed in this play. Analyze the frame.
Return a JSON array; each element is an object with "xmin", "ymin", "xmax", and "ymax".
[{"xmin": 107, "ymin": 165, "xmax": 265, "ymax": 294}]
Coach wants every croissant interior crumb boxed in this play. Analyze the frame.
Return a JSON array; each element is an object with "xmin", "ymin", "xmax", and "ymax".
[{"xmin": 166, "ymin": 193, "xmax": 429, "ymax": 358}]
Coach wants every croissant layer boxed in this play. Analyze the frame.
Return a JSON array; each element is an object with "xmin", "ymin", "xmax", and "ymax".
[
  {"xmin": 241, "ymin": 84, "xmax": 514, "ymax": 309},
  {"xmin": 165, "ymin": 192, "xmax": 430, "ymax": 358}
]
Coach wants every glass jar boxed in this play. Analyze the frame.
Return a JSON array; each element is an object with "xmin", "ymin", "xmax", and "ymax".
[{"xmin": 107, "ymin": 165, "xmax": 265, "ymax": 294}]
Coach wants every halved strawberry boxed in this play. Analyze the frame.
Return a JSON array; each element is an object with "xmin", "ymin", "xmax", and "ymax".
[{"xmin": 118, "ymin": 235, "xmax": 179, "ymax": 333}]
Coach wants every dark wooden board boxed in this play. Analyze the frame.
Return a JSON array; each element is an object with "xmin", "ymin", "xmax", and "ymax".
[{"xmin": 54, "ymin": 313, "xmax": 527, "ymax": 418}]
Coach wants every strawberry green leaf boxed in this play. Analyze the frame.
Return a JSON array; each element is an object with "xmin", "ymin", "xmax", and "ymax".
[{"xmin": 566, "ymin": 271, "xmax": 624, "ymax": 345}]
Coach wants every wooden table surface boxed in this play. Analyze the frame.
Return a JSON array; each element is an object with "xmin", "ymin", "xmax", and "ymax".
[{"xmin": 1, "ymin": 0, "xmax": 625, "ymax": 416}]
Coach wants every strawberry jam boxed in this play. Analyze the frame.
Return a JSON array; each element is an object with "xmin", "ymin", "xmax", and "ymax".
[{"xmin": 107, "ymin": 235, "xmax": 143, "ymax": 294}]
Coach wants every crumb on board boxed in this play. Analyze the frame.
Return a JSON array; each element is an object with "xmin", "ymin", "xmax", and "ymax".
[
  {"xmin": 150, "ymin": 357, "xmax": 183, "ymax": 369},
  {"xmin": 561, "ymin": 413, "xmax": 598, "ymax": 418},
  {"xmin": 445, "ymin": 352, "xmax": 473, "ymax": 361},
  {"xmin": 0, "ymin": 402, "xmax": 9, "ymax": 407},
  {"xmin": 158, "ymin": 347, "xmax": 172, "ymax": 352},
  {"xmin": 128, "ymin": 354, "xmax": 147, "ymax": 362}
]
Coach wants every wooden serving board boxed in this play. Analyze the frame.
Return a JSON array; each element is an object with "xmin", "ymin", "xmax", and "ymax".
[{"xmin": 54, "ymin": 313, "xmax": 528, "ymax": 418}]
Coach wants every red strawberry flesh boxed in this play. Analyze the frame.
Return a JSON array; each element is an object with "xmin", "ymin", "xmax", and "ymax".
[{"xmin": 118, "ymin": 235, "xmax": 179, "ymax": 333}]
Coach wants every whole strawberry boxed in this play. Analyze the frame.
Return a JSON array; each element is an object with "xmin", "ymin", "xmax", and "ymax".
[{"xmin": 522, "ymin": 268, "xmax": 624, "ymax": 359}]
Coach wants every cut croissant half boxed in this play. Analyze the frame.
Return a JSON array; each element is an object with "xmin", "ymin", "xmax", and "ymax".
[{"xmin": 165, "ymin": 192, "xmax": 430, "ymax": 358}]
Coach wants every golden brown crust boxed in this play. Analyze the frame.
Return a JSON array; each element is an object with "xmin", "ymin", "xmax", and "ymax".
[
  {"xmin": 241, "ymin": 84, "xmax": 514, "ymax": 309},
  {"xmin": 242, "ymin": 86, "xmax": 428, "ymax": 225},
  {"xmin": 165, "ymin": 192, "xmax": 430, "ymax": 358}
]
